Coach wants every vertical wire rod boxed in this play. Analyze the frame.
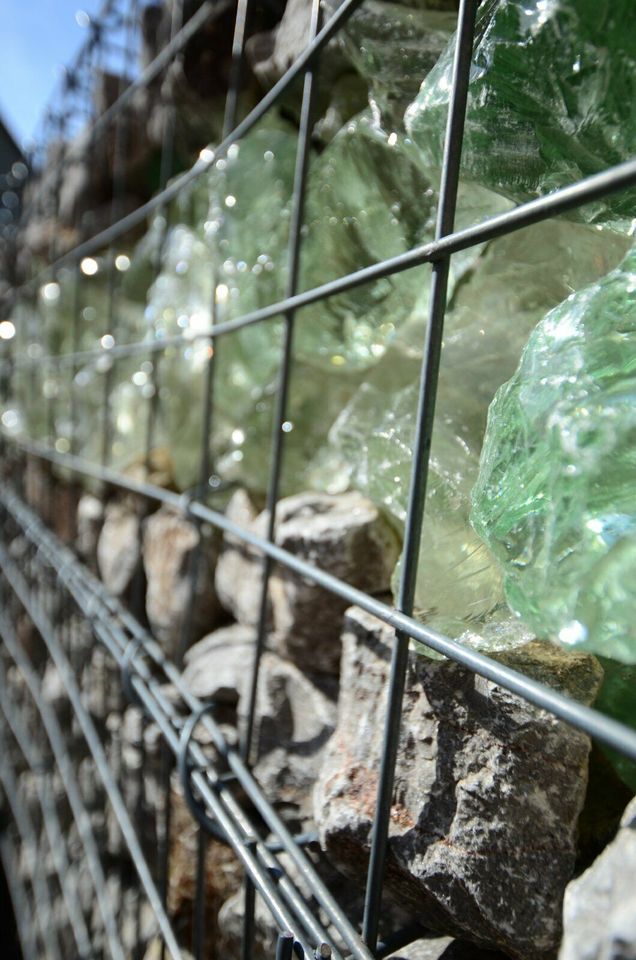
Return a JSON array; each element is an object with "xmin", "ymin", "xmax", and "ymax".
[
  {"xmin": 241, "ymin": 0, "xmax": 321, "ymax": 763},
  {"xmin": 223, "ymin": 0, "xmax": 251, "ymax": 137},
  {"xmin": 276, "ymin": 931, "xmax": 296, "ymax": 960},
  {"xmin": 100, "ymin": 0, "xmax": 139, "ymax": 471},
  {"xmin": 175, "ymin": 0, "xmax": 252, "ymax": 667},
  {"xmin": 361, "ymin": 0, "xmax": 479, "ymax": 947},
  {"xmin": 144, "ymin": 0, "xmax": 184, "ymax": 474},
  {"xmin": 193, "ymin": 827, "xmax": 207, "ymax": 960},
  {"xmin": 158, "ymin": 740, "xmax": 174, "ymax": 960}
]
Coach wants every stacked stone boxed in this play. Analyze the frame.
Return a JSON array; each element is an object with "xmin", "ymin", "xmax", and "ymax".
[{"xmin": 88, "ymin": 484, "xmax": 635, "ymax": 959}]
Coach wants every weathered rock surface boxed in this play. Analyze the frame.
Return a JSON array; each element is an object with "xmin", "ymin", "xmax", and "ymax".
[
  {"xmin": 41, "ymin": 662, "xmax": 70, "ymax": 724},
  {"xmin": 142, "ymin": 505, "xmax": 223, "ymax": 659},
  {"xmin": 168, "ymin": 778, "xmax": 241, "ymax": 941},
  {"xmin": 315, "ymin": 606, "xmax": 602, "ymax": 959},
  {"xmin": 76, "ymin": 493, "xmax": 105, "ymax": 571},
  {"xmin": 182, "ymin": 623, "xmax": 255, "ymax": 705},
  {"xmin": 217, "ymin": 489, "xmax": 400, "ymax": 675},
  {"xmin": 96, "ymin": 500, "xmax": 142, "ymax": 601},
  {"xmin": 268, "ymin": 493, "xmax": 400, "ymax": 675},
  {"xmin": 215, "ymin": 489, "xmax": 267, "ymax": 627},
  {"xmin": 246, "ymin": 0, "xmax": 315, "ymax": 87},
  {"xmin": 559, "ymin": 796, "xmax": 636, "ymax": 960},
  {"xmin": 83, "ymin": 647, "xmax": 123, "ymax": 722},
  {"xmin": 240, "ymin": 651, "xmax": 338, "ymax": 829},
  {"xmin": 387, "ymin": 938, "xmax": 508, "ymax": 959}
]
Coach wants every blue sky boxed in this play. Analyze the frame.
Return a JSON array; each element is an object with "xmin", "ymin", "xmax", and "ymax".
[{"xmin": 0, "ymin": 1, "xmax": 101, "ymax": 150}]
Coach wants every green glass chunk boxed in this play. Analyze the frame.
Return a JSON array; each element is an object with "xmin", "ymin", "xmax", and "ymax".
[
  {"xmin": 471, "ymin": 246, "xmax": 636, "ymax": 664},
  {"xmin": 328, "ymin": 0, "xmax": 457, "ymax": 130},
  {"xmin": 405, "ymin": 0, "xmax": 636, "ymax": 225},
  {"xmin": 327, "ymin": 218, "xmax": 628, "ymax": 630},
  {"xmin": 299, "ymin": 111, "xmax": 512, "ymax": 372}
]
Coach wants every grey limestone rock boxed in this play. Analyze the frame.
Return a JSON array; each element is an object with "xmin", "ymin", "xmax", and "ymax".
[
  {"xmin": 559, "ymin": 796, "xmax": 636, "ymax": 960},
  {"xmin": 96, "ymin": 500, "xmax": 142, "ymax": 601},
  {"xmin": 246, "ymin": 0, "xmax": 314, "ymax": 87},
  {"xmin": 182, "ymin": 622, "xmax": 255, "ymax": 705},
  {"xmin": 315, "ymin": 606, "xmax": 602, "ymax": 960},
  {"xmin": 142, "ymin": 505, "xmax": 223, "ymax": 659},
  {"xmin": 386, "ymin": 938, "xmax": 508, "ymax": 959},
  {"xmin": 239, "ymin": 651, "xmax": 338, "ymax": 829},
  {"xmin": 217, "ymin": 489, "xmax": 400, "ymax": 675},
  {"xmin": 41, "ymin": 662, "xmax": 70, "ymax": 724},
  {"xmin": 267, "ymin": 491, "xmax": 400, "ymax": 675},
  {"xmin": 214, "ymin": 488, "xmax": 266, "ymax": 627},
  {"xmin": 83, "ymin": 647, "xmax": 122, "ymax": 722},
  {"xmin": 76, "ymin": 493, "xmax": 104, "ymax": 571}
]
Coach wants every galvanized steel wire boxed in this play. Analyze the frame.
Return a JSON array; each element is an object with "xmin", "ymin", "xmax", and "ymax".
[{"xmin": 1, "ymin": 0, "xmax": 636, "ymax": 956}]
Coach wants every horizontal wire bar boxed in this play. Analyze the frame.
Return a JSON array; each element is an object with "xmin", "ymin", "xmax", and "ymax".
[
  {"xmin": 0, "ymin": 496, "xmax": 336, "ymax": 958},
  {"xmin": 0, "ymin": 677, "xmax": 93, "ymax": 958},
  {"xmin": 6, "ymin": 155, "xmax": 636, "ymax": 373},
  {"xmin": 14, "ymin": 0, "xmax": 366, "ymax": 293},
  {"xmin": 0, "ymin": 550, "xmax": 186, "ymax": 960},
  {"xmin": 1, "ymin": 482, "xmax": 374, "ymax": 960},
  {"xmin": 131, "ymin": 679, "xmax": 318, "ymax": 958},
  {"xmin": 8, "ymin": 441, "xmax": 636, "ymax": 766}
]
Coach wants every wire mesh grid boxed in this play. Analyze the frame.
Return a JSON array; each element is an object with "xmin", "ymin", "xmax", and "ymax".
[{"xmin": 1, "ymin": 0, "xmax": 636, "ymax": 957}]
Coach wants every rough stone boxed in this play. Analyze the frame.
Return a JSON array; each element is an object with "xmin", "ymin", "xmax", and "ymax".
[
  {"xmin": 559, "ymin": 796, "xmax": 636, "ymax": 960},
  {"xmin": 214, "ymin": 489, "xmax": 267, "ymax": 627},
  {"xmin": 182, "ymin": 622, "xmax": 255, "ymax": 706},
  {"xmin": 96, "ymin": 499, "xmax": 143, "ymax": 603},
  {"xmin": 144, "ymin": 938, "xmax": 193, "ymax": 960},
  {"xmin": 240, "ymin": 651, "xmax": 338, "ymax": 830},
  {"xmin": 269, "ymin": 491, "xmax": 400, "ymax": 675},
  {"xmin": 83, "ymin": 647, "xmax": 122, "ymax": 722},
  {"xmin": 315, "ymin": 606, "xmax": 602, "ymax": 960},
  {"xmin": 217, "ymin": 489, "xmax": 400, "ymax": 675},
  {"xmin": 246, "ymin": 0, "xmax": 314, "ymax": 87},
  {"xmin": 76, "ymin": 493, "xmax": 105, "ymax": 571},
  {"xmin": 387, "ymin": 938, "xmax": 507, "ymax": 959},
  {"xmin": 142, "ymin": 505, "xmax": 223, "ymax": 659},
  {"xmin": 41, "ymin": 662, "xmax": 70, "ymax": 724}
]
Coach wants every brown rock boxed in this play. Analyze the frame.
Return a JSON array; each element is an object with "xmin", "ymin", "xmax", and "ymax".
[
  {"xmin": 142, "ymin": 506, "xmax": 223, "ymax": 659},
  {"xmin": 182, "ymin": 623, "xmax": 255, "ymax": 705},
  {"xmin": 76, "ymin": 493, "xmax": 105, "ymax": 570},
  {"xmin": 215, "ymin": 488, "xmax": 267, "ymax": 627},
  {"xmin": 315, "ymin": 607, "xmax": 603, "ymax": 960},
  {"xmin": 216, "ymin": 490, "xmax": 400, "ymax": 675},
  {"xmin": 96, "ymin": 499, "xmax": 143, "ymax": 602},
  {"xmin": 239, "ymin": 651, "xmax": 338, "ymax": 829}
]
